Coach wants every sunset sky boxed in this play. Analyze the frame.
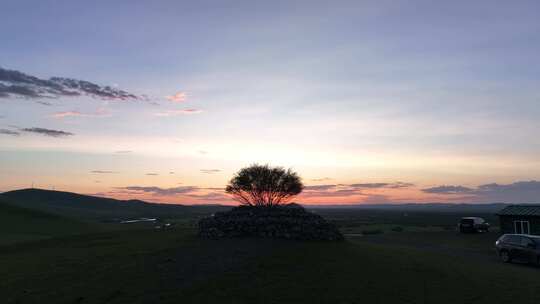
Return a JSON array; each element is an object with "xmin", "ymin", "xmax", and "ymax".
[{"xmin": 1, "ymin": 0, "xmax": 540, "ymax": 204}]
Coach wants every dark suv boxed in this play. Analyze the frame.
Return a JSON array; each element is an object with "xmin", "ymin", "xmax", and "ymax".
[
  {"xmin": 458, "ymin": 217, "xmax": 490, "ymax": 233},
  {"xmin": 495, "ymin": 234, "xmax": 540, "ymax": 265}
]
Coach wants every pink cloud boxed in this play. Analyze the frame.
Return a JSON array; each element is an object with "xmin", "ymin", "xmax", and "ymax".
[
  {"xmin": 154, "ymin": 109, "xmax": 203, "ymax": 117},
  {"xmin": 166, "ymin": 92, "xmax": 187, "ymax": 103},
  {"xmin": 51, "ymin": 108, "xmax": 111, "ymax": 119},
  {"xmin": 52, "ymin": 111, "xmax": 84, "ymax": 118}
]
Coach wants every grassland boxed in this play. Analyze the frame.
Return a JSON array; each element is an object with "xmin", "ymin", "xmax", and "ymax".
[
  {"xmin": 1, "ymin": 191, "xmax": 539, "ymax": 303},
  {"xmin": 0, "ymin": 203, "xmax": 95, "ymax": 244}
]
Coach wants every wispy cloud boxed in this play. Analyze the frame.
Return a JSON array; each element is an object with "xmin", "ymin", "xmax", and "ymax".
[
  {"xmin": 200, "ymin": 169, "xmax": 221, "ymax": 174},
  {"xmin": 478, "ymin": 181, "xmax": 540, "ymax": 193},
  {"xmin": 311, "ymin": 177, "xmax": 333, "ymax": 182},
  {"xmin": 1, "ymin": 126, "xmax": 74, "ymax": 137},
  {"xmin": 145, "ymin": 173, "xmax": 159, "ymax": 176},
  {"xmin": 114, "ymin": 185, "xmax": 230, "ymax": 202},
  {"xmin": 119, "ymin": 186, "xmax": 199, "ymax": 196},
  {"xmin": 302, "ymin": 184, "xmax": 358, "ymax": 199},
  {"xmin": 422, "ymin": 181, "xmax": 540, "ymax": 203},
  {"xmin": 91, "ymin": 170, "xmax": 117, "ymax": 174},
  {"xmin": 0, "ymin": 128, "xmax": 20, "ymax": 136},
  {"xmin": 302, "ymin": 188, "xmax": 362, "ymax": 199},
  {"xmin": 0, "ymin": 67, "xmax": 144, "ymax": 101},
  {"xmin": 166, "ymin": 91, "xmax": 187, "ymax": 102},
  {"xmin": 304, "ymin": 184, "xmax": 337, "ymax": 191},
  {"xmin": 301, "ymin": 182, "xmax": 415, "ymax": 199},
  {"xmin": 305, "ymin": 182, "xmax": 413, "ymax": 191},
  {"xmin": 422, "ymin": 185, "xmax": 473, "ymax": 194},
  {"xmin": 51, "ymin": 111, "xmax": 84, "ymax": 118},
  {"xmin": 347, "ymin": 182, "xmax": 414, "ymax": 189},
  {"xmin": 154, "ymin": 109, "xmax": 202, "ymax": 117},
  {"xmin": 21, "ymin": 127, "xmax": 74, "ymax": 137},
  {"xmin": 185, "ymin": 191, "xmax": 229, "ymax": 201},
  {"xmin": 51, "ymin": 108, "xmax": 110, "ymax": 119},
  {"xmin": 114, "ymin": 150, "xmax": 132, "ymax": 154}
]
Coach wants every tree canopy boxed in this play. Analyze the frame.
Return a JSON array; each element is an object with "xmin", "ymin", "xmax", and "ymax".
[{"xmin": 225, "ymin": 164, "xmax": 304, "ymax": 206}]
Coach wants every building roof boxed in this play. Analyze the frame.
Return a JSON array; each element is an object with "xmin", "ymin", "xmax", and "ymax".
[{"xmin": 497, "ymin": 205, "xmax": 540, "ymax": 217}]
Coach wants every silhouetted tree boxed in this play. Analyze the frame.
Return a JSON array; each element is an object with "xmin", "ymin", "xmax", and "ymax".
[{"xmin": 225, "ymin": 164, "xmax": 304, "ymax": 206}]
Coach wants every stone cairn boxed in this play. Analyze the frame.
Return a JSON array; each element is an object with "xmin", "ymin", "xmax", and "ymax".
[{"xmin": 198, "ymin": 203, "xmax": 344, "ymax": 241}]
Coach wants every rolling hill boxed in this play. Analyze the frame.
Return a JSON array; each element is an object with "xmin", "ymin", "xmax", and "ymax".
[
  {"xmin": 0, "ymin": 188, "xmax": 230, "ymax": 221},
  {"xmin": 0, "ymin": 201, "xmax": 93, "ymax": 244}
]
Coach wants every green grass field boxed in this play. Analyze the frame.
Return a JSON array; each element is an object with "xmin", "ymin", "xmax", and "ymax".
[
  {"xmin": 1, "ymin": 191, "xmax": 539, "ymax": 303},
  {"xmin": 2, "ymin": 228, "xmax": 539, "ymax": 304},
  {"xmin": 0, "ymin": 203, "xmax": 95, "ymax": 245}
]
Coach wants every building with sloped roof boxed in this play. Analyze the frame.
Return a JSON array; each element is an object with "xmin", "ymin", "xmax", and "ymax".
[{"xmin": 497, "ymin": 205, "xmax": 540, "ymax": 235}]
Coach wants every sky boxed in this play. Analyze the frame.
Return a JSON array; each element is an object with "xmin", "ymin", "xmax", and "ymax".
[{"xmin": 1, "ymin": 0, "xmax": 540, "ymax": 205}]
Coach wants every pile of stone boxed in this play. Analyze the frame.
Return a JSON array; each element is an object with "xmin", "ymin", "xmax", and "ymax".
[{"xmin": 198, "ymin": 204, "xmax": 343, "ymax": 241}]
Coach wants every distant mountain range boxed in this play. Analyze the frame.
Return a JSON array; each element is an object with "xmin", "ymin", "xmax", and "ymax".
[
  {"xmin": 304, "ymin": 203, "xmax": 510, "ymax": 213},
  {"xmin": 0, "ymin": 188, "xmax": 512, "ymax": 222},
  {"xmin": 0, "ymin": 188, "xmax": 511, "ymax": 246}
]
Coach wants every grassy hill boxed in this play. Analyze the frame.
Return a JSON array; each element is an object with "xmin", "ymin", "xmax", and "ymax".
[
  {"xmin": 0, "ymin": 188, "xmax": 229, "ymax": 221},
  {"xmin": 0, "ymin": 202, "xmax": 93, "ymax": 244}
]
